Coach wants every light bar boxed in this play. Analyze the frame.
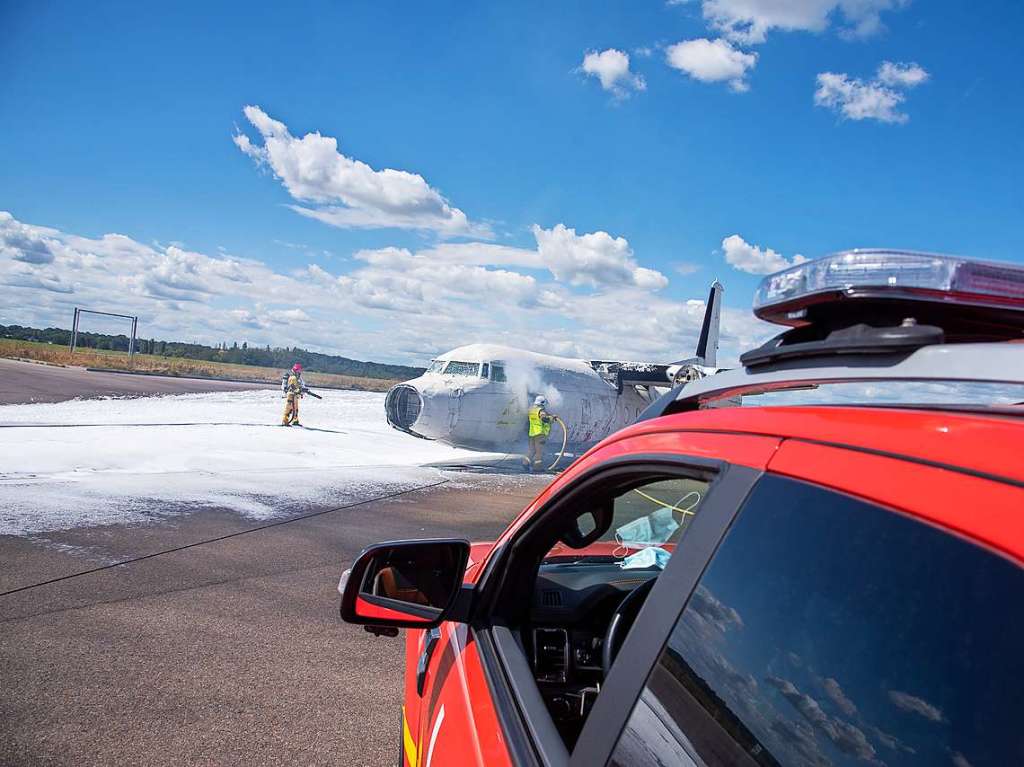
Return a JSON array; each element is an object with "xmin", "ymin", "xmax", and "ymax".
[{"xmin": 753, "ymin": 249, "xmax": 1024, "ymax": 326}]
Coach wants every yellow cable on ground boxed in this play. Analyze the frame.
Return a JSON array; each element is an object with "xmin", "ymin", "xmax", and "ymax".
[{"xmin": 546, "ymin": 416, "xmax": 569, "ymax": 472}]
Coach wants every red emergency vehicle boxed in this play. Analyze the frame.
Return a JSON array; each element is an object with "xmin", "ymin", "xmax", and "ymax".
[{"xmin": 340, "ymin": 250, "xmax": 1024, "ymax": 767}]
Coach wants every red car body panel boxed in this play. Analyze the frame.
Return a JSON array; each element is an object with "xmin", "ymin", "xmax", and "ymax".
[{"xmin": 399, "ymin": 406, "xmax": 1024, "ymax": 766}]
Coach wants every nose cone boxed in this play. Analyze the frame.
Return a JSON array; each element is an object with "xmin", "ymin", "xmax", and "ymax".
[{"xmin": 385, "ymin": 384, "xmax": 423, "ymax": 432}]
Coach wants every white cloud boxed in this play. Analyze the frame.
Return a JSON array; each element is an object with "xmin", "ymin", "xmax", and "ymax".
[
  {"xmin": 888, "ymin": 690, "xmax": 945, "ymax": 722},
  {"xmin": 701, "ymin": 0, "xmax": 907, "ymax": 45},
  {"xmin": 234, "ymin": 106, "xmax": 488, "ymax": 237},
  {"xmin": 876, "ymin": 60, "xmax": 929, "ymax": 88},
  {"xmin": 665, "ymin": 38, "xmax": 757, "ymax": 92},
  {"xmin": 822, "ymin": 677, "xmax": 858, "ymax": 717},
  {"xmin": 814, "ymin": 72, "xmax": 904, "ymax": 123},
  {"xmin": 2, "ymin": 212, "xmax": 764, "ymax": 367},
  {"xmin": 815, "ymin": 61, "xmax": 928, "ymax": 124},
  {"xmin": 532, "ymin": 224, "xmax": 668, "ymax": 290},
  {"xmin": 581, "ymin": 48, "xmax": 647, "ymax": 98},
  {"xmin": 722, "ymin": 234, "xmax": 807, "ymax": 274}
]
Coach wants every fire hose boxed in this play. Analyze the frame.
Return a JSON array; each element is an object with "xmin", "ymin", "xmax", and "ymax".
[{"xmin": 546, "ymin": 416, "xmax": 569, "ymax": 472}]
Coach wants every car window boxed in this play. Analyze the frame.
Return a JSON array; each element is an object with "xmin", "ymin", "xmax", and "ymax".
[
  {"xmin": 609, "ymin": 474, "xmax": 1024, "ymax": 767},
  {"xmin": 545, "ymin": 476, "xmax": 710, "ymax": 567},
  {"xmin": 491, "ymin": 363, "xmax": 507, "ymax": 382},
  {"xmin": 605, "ymin": 477, "xmax": 707, "ymax": 552}
]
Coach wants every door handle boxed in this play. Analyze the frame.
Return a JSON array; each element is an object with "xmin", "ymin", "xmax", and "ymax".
[{"xmin": 416, "ymin": 627, "xmax": 442, "ymax": 696}]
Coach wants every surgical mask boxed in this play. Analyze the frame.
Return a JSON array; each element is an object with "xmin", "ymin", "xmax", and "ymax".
[
  {"xmin": 614, "ymin": 507, "xmax": 679, "ymax": 549},
  {"xmin": 620, "ymin": 546, "xmax": 671, "ymax": 570}
]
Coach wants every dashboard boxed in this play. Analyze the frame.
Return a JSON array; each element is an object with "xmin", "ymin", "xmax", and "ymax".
[{"xmin": 525, "ymin": 559, "xmax": 658, "ymax": 744}]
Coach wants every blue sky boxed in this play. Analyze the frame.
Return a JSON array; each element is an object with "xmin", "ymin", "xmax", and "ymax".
[{"xmin": 1, "ymin": 1, "xmax": 1022, "ymax": 365}]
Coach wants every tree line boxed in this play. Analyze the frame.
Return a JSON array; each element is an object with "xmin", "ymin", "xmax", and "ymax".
[{"xmin": 0, "ymin": 324, "xmax": 424, "ymax": 380}]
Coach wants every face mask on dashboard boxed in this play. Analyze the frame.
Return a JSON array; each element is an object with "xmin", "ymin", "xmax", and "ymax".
[
  {"xmin": 620, "ymin": 546, "xmax": 671, "ymax": 570},
  {"xmin": 614, "ymin": 506, "xmax": 679, "ymax": 549}
]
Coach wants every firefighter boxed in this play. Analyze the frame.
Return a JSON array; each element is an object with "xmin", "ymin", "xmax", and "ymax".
[
  {"xmin": 527, "ymin": 395, "xmax": 555, "ymax": 471},
  {"xmin": 281, "ymin": 363, "xmax": 305, "ymax": 394},
  {"xmin": 282, "ymin": 366, "xmax": 303, "ymax": 426}
]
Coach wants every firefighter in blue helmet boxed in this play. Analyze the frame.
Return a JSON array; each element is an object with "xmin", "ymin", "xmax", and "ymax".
[{"xmin": 527, "ymin": 395, "xmax": 555, "ymax": 471}]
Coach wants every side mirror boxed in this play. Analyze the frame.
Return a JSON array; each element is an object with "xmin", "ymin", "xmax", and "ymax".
[
  {"xmin": 338, "ymin": 539, "xmax": 470, "ymax": 629},
  {"xmin": 559, "ymin": 502, "xmax": 613, "ymax": 549}
]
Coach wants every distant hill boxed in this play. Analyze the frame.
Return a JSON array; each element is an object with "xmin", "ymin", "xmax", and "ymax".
[{"xmin": 0, "ymin": 324, "xmax": 424, "ymax": 381}]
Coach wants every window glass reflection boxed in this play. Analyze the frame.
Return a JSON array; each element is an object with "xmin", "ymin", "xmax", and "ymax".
[{"xmin": 609, "ymin": 475, "xmax": 1023, "ymax": 767}]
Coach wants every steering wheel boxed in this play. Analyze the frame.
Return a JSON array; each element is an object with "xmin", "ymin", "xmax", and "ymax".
[{"xmin": 602, "ymin": 577, "xmax": 657, "ymax": 678}]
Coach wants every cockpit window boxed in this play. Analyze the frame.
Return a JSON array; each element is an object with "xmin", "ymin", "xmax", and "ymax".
[
  {"xmin": 443, "ymin": 361, "xmax": 480, "ymax": 376},
  {"xmin": 491, "ymin": 364, "xmax": 507, "ymax": 383},
  {"xmin": 427, "ymin": 360, "xmax": 445, "ymax": 373}
]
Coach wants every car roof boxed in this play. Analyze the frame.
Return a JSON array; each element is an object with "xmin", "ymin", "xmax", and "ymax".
[{"xmin": 617, "ymin": 405, "xmax": 1024, "ymax": 486}]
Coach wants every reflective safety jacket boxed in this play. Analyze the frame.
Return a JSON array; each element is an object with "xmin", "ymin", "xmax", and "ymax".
[
  {"xmin": 528, "ymin": 405, "xmax": 552, "ymax": 438},
  {"xmin": 285, "ymin": 374, "xmax": 302, "ymax": 399}
]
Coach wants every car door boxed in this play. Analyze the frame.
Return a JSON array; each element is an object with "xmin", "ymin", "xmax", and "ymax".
[
  {"xmin": 579, "ymin": 446, "xmax": 1024, "ymax": 766},
  {"xmin": 413, "ymin": 430, "xmax": 774, "ymax": 765}
]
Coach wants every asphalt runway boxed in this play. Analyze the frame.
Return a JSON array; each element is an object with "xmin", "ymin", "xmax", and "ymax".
[
  {"xmin": 0, "ymin": 358, "xmax": 276, "ymax": 405},
  {"xmin": 0, "ymin": 361, "xmax": 550, "ymax": 765},
  {"xmin": 0, "ymin": 477, "xmax": 547, "ymax": 766}
]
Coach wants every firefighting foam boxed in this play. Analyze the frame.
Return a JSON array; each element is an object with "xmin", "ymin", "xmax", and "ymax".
[{"xmin": 0, "ymin": 389, "xmax": 520, "ymax": 537}]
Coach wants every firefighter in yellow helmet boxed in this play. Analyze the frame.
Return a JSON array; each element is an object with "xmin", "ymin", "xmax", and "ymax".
[
  {"xmin": 282, "ymin": 363, "xmax": 303, "ymax": 426},
  {"xmin": 527, "ymin": 395, "xmax": 555, "ymax": 472}
]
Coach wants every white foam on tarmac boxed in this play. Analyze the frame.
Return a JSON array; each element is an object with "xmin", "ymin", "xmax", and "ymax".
[{"xmin": 0, "ymin": 389, "xmax": 504, "ymax": 536}]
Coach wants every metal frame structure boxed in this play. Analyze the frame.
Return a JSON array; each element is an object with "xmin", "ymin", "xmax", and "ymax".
[{"xmin": 69, "ymin": 307, "xmax": 139, "ymax": 361}]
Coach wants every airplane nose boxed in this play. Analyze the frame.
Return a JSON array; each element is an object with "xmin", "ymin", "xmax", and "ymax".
[{"xmin": 385, "ymin": 384, "xmax": 423, "ymax": 431}]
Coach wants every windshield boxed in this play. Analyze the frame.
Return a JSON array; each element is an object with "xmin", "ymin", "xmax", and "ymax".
[
  {"xmin": 443, "ymin": 360, "xmax": 480, "ymax": 376},
  {"xmin": 427, "ymin": 360, "xmax": 445, "ymax": 373}
]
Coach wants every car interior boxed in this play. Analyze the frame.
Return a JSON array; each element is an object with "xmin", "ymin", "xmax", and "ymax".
[{"xmin": 481, "ymin": 468, "xmax": 712, "ymax": 750}]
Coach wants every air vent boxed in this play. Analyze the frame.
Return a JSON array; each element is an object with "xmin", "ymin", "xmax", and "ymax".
[{"xmin": 541, "ymin": 590, "xmax": 562, "ymax": 607}]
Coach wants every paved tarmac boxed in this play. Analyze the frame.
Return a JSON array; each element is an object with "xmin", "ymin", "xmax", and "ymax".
[
  {"xmin": 0, "ymin": 358, "xmax": 276, "ymax": 405},
  {"xmin": 0, "ymin": 476, "xmax": 547, "ymax": 766}
]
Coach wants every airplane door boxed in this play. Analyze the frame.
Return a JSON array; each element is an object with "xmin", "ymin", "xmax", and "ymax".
[{"xmin": 447, "ymin": 388, "xmax": 463, "ymax": 431}]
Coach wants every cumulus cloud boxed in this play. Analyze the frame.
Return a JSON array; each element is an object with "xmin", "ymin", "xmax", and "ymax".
[
  {"xmin": 722, "ymin": 234, "xmax": 807, "ymax": 274},
  {"xmin": 688, "ymin": 585, "xmax": 745, "ymax": 633},
  {"xmin": 581, "ymin": 48, "xmax": 647, "ymax": 98},
  {"xmin": 665, "ymin": 38, "xmax": 757, "ymax": 92},
  {"xmin": 815, "ymin": 61, "xmax": 929, "ymax": 124},
  {"xmin": 701, "ymin": 0, "xmax": 908, "ymax": 44},
  {"xmin": 0, "ymin": 215, "xmax": 56, "ymax": 265},
  {"xmin": 876, "ymin": 60, "xmax": 929, "ymax": 88},
  {"xmin": 0, "ymin": 212, "xmax": 765, "ymax": 367},
  {"xmin": 767, "ymin": 676, "xmax": 879, "ymax": 763},
  {"xmin": 888, "ymin": 690, "xmax": 945, "ymax": 722},
  {"xmin": 532, "ymin": 224, "xmax": 668, "ymax": 290},
  {"xmin": 822, "ymin": 677, "xmax": 858, "ymax": 718},
  {"xmin": 233, "ymin": 106, "xmax": 488, "ymax": 237}
]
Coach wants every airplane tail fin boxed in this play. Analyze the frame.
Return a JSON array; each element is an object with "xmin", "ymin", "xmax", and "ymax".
[{"xmin": 694, "ymin": 280, "xmax": 723, "ymax": 368}]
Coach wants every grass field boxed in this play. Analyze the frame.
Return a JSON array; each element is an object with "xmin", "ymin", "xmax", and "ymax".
[{"xmin": 0, "ymin": 339, "xmax": 401, "ymax": 392}]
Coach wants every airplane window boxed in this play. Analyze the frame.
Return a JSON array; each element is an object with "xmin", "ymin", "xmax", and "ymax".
[
  {"xmin": 492, "ymin": 364, "xmax": 507, "ymax": 383},
  {"xmin": 481, "ymin": 363, "xmax": 490, "ymax": 379},
  {"xmin": 444, "ymin": 361, "xmax": 480, "ymax": 376}
]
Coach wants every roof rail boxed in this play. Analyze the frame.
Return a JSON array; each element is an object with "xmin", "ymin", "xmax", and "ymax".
[{"xmin": 638, "ymin": 342, "xmax": 1024, "ymax": 421}]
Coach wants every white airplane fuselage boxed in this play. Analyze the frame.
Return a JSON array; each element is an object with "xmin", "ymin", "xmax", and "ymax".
[{"xmin": 385, "ymin": 344, "xmax": 654, "ymax": 451}]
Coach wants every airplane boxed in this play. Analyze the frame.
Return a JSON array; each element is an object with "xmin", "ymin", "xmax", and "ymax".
[{"xmin": 384, "ymin": 281, "xmax": 725, "ymax": 453}]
